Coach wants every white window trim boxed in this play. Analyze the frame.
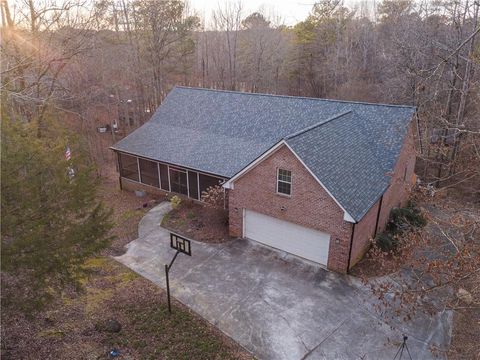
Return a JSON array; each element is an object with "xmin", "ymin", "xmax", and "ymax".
[
  {"xmin": 136, "ymin": 157, "xmax": 141, "ymax": 182},
  {"xmin": 197, "ymin": 172, "xmax": 200, "ymax": 200},
  {"xmin": 169, "ymin": 166, "xmax": 187, "ymax": 195},
  {"xmin": 276, "ymin": 168, "xmax": 292, "ymax": 196},
  {"xmin": 167, "ymin": 164, "xmax": 171, "ymax": 192},
  {"xmin": 157, "ymin": 162, "xmax": 162, "ymax": 189},
  {"xmin": 138, "ymin": 158, "xmax": 160, "ymax": 187}
]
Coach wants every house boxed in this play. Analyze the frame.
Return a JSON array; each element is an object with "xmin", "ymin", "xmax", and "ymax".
[{"xmin": 111, "ymin": 86, "xmax": 417, "ymax": 273}]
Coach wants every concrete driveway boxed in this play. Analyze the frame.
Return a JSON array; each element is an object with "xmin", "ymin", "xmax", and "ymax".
[{"xmin": 115, "ymin": 203, "xmax": 452, "ymax": 360}]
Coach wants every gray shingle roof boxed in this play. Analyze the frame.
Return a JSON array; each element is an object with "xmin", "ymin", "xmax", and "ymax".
[
  {"xmin": 286, "ymin": 111, "xmax": 393, "ymax": 220},
  {"xmin": 112, "ymin": 86, "xmax": 415, "ymax": 221}
]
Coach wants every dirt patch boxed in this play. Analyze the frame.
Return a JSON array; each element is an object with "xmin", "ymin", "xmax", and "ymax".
[
  {"xmin": 162, "ymin": 201, "xmax": 231, "ymax": 243},
  {"xmin": 97, "ymin": 172, "xmax": 163, "ymax": 256},
  {"xmin": 349, "ymin": 251, "xmax": 399, "ymax": 278}
]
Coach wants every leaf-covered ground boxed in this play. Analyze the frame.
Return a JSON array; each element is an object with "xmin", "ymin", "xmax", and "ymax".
[
  {"xmin": 351, "ymin": 192, "xmax": 480, "ymax": 360},
  {"xmin": 1, "ymin": 175, "xmax": 251, "ymax": 360}
]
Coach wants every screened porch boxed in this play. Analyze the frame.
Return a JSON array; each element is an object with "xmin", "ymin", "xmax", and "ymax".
[{"xmin": 116, "ymin": 152, "xmax": 225, "ymax": 201}]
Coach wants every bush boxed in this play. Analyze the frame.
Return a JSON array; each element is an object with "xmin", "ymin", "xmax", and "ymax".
[
  {"xmin": 375, "ymin": 233, "xmax": 397, "ymax": 252},
  {"xmin": 201, "ymin": 185, "xmax": 225, "ymax": 209},
  {"xmin": 170, "ymin": 195, "xmax": 182, "ymax": 210},
  {"xmin": 387, "ymin": 206, "xmax": 426, "ymax": 234},
  {"xmin": 375, "ymin": 203, "xmax": 425, "ymax": 253}
]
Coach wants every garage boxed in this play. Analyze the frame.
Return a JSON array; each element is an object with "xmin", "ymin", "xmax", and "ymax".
[{"xmin": 244, "ymin": 210, "xmax": 330, "ymax": 266}]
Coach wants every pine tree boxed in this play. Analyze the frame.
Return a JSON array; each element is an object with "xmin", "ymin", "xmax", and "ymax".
[{"xmin": 1, "ymin": 113, "xmax": 113, "ymax": 312}]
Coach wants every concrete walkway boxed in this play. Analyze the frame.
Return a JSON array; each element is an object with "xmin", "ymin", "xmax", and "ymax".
[{"xmin": 115, "ymin": 202, "xmax": 452, "ymax": 360}]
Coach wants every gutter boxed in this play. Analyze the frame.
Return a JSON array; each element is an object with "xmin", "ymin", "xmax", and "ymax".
[{"xmin": 373, "ymin": 195, "xmax": 384, "ymax": 238}]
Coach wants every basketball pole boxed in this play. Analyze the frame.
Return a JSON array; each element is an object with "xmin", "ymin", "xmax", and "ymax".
[
  {"xmin": 165, "ymin": 264, "xmax": 171, "ymax": 313},
  {"xmin": 165, "ymin": 249, "xmax": 181, "ymax": 314},
  {"xmin": 165, "ymin": 233, "xmax": 192, "ymax": 314}
]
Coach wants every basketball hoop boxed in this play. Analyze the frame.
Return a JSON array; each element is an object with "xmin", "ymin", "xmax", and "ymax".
[{"xmin": 165, "ymin": 233, "xmax": 192, "ymax": 313}]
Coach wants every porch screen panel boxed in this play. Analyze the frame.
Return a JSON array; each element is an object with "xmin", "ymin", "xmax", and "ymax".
[
  {"xmin": 169, "ymin": 167, "xmax": 188, "ymax": 195},
  {"xmin": 159, "ymin": 164, "xmax": 169, "ymax": 191},
  {"xmin": 139, "ymin": 158, "xmax": 159, "ymax": 187},
  {"xmin": 119, "ymin": 153, "xmax": 139, "ymax": 182},
  {"xmin": 199, "ymin": 174, "xmax": 223, "ymax": 197},
  {"xmin": 187, "ymin": 171, "xmax": 199, "ymax": 200}
]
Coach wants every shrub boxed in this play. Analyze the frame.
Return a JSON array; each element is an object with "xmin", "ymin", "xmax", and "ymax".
[
  {"xmin": 375, "ymin": 233, "xmax": 397, "ymax": 252},
  {"xmin": 170, "ymin": 195, "xmax": 182, "ymax": 210},
  {"xmin": 201, "ymin": 185, "xmax": 225, "ymax": 209},
  {"xmin": 387, "ymin": 206, "xmax": 426, "ymax": 234}
]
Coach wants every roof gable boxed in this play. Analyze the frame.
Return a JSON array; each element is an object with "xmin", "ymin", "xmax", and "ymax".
[{"xmin": 285, "ymin": 111, "xmax": 393, "ymax": 221}]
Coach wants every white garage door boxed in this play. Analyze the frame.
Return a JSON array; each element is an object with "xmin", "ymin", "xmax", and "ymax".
[{"xmin": 244, "ymin": 210, "xmax": 330, "ymax": 265}]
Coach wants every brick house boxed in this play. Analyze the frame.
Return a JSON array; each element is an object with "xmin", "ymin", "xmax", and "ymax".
[{"xmin": 111, "ymin": 86, "xmax": 417, "ymax": 273}]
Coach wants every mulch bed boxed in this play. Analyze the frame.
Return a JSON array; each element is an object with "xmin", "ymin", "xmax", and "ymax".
[{"xmin": 162, "ymin": 201, "xmax": 231, "ymax": 244}]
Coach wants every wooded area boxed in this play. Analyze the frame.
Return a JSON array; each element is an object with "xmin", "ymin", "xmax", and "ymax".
[{"xmin": 2, "ymin": 0, "xmax": 479, "ymax": 191}]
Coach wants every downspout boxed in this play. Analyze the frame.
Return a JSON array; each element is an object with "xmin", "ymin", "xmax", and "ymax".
[
  {"xmin": 346, "ymin": 222, "xmax": 356, "ymax": 273},
  {"xmin": 373, "ymin": 195, "xmax": 384, "ymax": 238},
  {"xmin": 116, "ymin": 151, "xmax": 123, "ymax": 190}
]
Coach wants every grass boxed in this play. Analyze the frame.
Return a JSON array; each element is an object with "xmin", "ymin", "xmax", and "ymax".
[
  {"xmin": 80, "ymin": 257, "xmax": 245, "ymax": 359},
  {"xmin": 32, "ymin": 256, "xmax": 248, "ymax": 359},
  {"xmin": 113, "ymin": 302, "xmax": 233, "ymax": 360}
]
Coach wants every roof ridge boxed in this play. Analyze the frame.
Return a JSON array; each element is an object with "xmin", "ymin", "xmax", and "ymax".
[
  {"xmin": 173, "ymin": 86, "xmax": 416, "ymax": 110},
  {"xmin": 284, "ymin": 110, "xmax": 352, "ymax": 140}
]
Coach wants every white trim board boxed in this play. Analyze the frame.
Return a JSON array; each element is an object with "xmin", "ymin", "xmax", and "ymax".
[{"xmin": 223, "ymin": 140, "xmax": 356, "ymax": 223}]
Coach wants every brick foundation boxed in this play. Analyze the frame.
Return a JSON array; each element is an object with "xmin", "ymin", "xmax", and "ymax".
[{"xmin": 120, "ymin": 177, "xmax": 170, "ymax": 199}]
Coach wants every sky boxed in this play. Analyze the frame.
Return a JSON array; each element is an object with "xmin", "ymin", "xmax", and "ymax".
[{"xmin": 189, "ymin": 0, "xmax": 367, "ymax": 27}]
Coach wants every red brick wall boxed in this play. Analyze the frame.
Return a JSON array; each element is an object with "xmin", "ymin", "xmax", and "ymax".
[
  {"xmin": 350, "ymin": 201, "xmax": 379, "ymax": 267},
  {"xmin": 349, "ymin": 126, "xmax": 416, "ymax": 268},
  {"xmin": 228, "ymin": 145, "xmax": 353, "ymax": 273},
  {"xmin": 120, "ymin": 177, "xmax": 170, "ymax": 199},
  {"xmin": 377, "ymin": 125, "xmax": 416, "ymax": 234}
]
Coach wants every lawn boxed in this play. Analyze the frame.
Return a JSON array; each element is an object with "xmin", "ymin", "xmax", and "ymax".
[{"xmin": 1, "ymin": 175, "xmax": 251, "ymax": 360}]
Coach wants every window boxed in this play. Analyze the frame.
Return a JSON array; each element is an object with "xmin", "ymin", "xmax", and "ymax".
[
  {"xmin": 159, "ymin": 164, "xmax": 169, "ymax": 191},
  {"xmin": 139, "ymin": 158, "xmax": 159, "ymax": 187},
  {"xmin": 188, "ymin": 171, "xmax": 199, "ymax": 200},
  {"xmin": 277, "ymin": 169, "xmax": 292, "ymax": 196},
  {"xmin": 169, "ymin": 167, "xmax": 188, "ymax": 195},
  {"xmin": 118, "ymin": 153, "xmax": 139, "ymax": 182}
]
